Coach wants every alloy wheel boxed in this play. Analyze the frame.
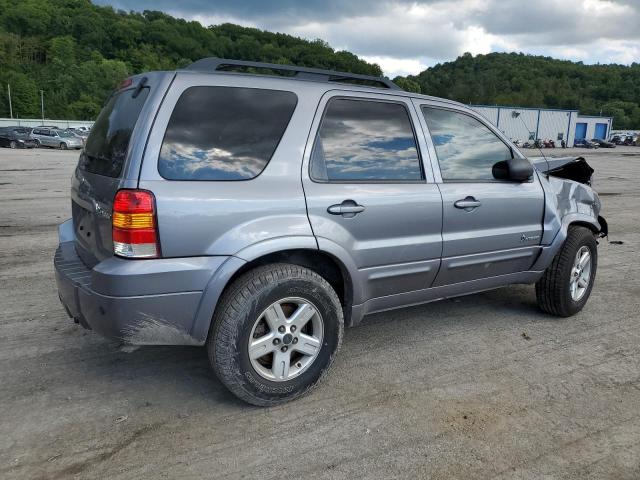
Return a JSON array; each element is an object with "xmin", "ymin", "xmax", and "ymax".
[
  {"xmin": 248, "ymin": 297, "xmax": 324, "ymax": 382},
  {"xmin": 570, "ymin": 246, "xmax": 592, "ymax": 301}
]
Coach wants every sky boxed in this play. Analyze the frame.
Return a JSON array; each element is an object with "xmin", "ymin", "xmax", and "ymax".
[{"xmin": 94, "ymin": 0, "xmax": 640, "ymax": 78}]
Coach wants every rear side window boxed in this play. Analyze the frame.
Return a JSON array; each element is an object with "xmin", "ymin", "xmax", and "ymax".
[
  {"xmin": 79, "ymin": 87, "xmax": 149, "ymax": 178},
  {"xmin": 310, "ymin": 98, "xmax": 423, "ymax": 182},
  {"xmin": 158, "ymin": 87, "xmax": 297, "ymax": 181}
]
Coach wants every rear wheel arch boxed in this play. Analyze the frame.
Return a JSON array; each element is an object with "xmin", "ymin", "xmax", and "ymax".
[
  {"xmin": 191, "ymin": 247, "xmax": 355, "ymax": 344},
  {"xmin": 221, "ymin": 249, "xmax": 353, "ymax": 324}
]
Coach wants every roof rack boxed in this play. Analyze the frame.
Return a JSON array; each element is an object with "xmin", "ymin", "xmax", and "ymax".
[{"xmin": 185, "ymin": 57, "xmax": 401, "ymax": 90}]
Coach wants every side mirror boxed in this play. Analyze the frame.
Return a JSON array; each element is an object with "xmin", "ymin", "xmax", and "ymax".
[
  {"xmin": 508, "ymin": 156, "xmax": 534, "ymax": 181},
  {"xmin": 492, "ymin": 157, "xmax": 533, "ymax": 182}
]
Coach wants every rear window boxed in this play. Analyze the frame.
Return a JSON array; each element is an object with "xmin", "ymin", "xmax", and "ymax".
[
  {"xmin": 158, "ymin": 86, "xmax": 297, "ymax": 181},
  {"xmin": 79, "ymin": 87, "xmax": 149, "ymax": 178}
]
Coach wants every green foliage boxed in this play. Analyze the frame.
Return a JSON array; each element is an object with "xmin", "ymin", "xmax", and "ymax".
[
  {"xmin": 393, "ymin": 77, "xmax": 421, "ymax": 93},
  {"xmin": 398, "ymin": 52, "xmax": 640, "ymax": 128},
  {"xmin": 0, "ymin": 0, "xmax": 381, "ymax": 119},
  {"xmin": 0, "ymin": 70, "xmax": 39, "ymax": 117},
  {"xmin": 1, "ymin": 1, "xmax": 637, "ymax": 127}
]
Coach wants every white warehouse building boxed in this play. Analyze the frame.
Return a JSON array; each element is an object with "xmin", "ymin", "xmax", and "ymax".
[{"xmin": 470, "ymin": 105, "xmax": 613, "ymax": 146}]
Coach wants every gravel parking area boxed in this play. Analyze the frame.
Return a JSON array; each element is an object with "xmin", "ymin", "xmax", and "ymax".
[{"xmin": 1, "ymin": 147, "xmax": 639, "ymax": 479}]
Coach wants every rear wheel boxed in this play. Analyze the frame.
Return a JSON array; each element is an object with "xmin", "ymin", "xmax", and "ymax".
[
  {"xmin": 33, "ymin": 139, "xmax": 41, "ymax": 147},
  {"xmin": 59, "ymin": 142, "xmax": 68, "ymax": 150},
  {"xmin": 536, "ymin": 226, "xmax": 597, "ymax": 317},
  {"xmin": 208, "ymin": 263, "xmax": 343, "ymax": 406}
]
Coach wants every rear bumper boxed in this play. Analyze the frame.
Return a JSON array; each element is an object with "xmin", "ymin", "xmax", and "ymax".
[{"xmin": 54, "ymin": 221, "xmax": 229, "ymax": 345}]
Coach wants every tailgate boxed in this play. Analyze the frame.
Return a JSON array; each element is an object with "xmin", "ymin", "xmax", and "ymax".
[{"xmin": 71, "ymin": 80, "xmax": 151, "ymax": 266}]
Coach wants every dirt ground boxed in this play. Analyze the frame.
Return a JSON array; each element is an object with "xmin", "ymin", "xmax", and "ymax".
[{"xmin": 1, "ymin": 146, "xmax": 639, "ymax": 480}]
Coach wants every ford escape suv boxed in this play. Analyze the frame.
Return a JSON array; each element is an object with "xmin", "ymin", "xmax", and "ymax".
[{"xmin": 55, "ymin": 58, "xmax": 607, "ymax": 406}]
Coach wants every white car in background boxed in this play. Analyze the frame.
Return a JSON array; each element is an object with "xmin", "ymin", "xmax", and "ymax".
[{"xmin": 30, "ymin": 128, "xmax": 84, "ymax": 149}]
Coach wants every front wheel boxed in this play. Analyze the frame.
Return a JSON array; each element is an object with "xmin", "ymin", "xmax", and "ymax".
[
  {"xmin": 536, "ymin": 226, "xmax": 598, "ymax": 317},
  {"xmin": 208, "ymin": 263, "xmax": 344, "ymax": 406},
  {"xmin": 59, "ymin": 142, "xmax": 68, "ymax": 150}
]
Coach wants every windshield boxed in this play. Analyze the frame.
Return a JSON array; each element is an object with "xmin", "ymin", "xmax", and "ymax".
[{"xmin": 79, "ymin": 87, "xmax": 149, "ymax": 177}]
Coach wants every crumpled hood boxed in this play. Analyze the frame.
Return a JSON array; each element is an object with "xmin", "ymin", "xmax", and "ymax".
[{"xmin": 529, "ymin": 156, "xmax": 594, "ymax": 185}]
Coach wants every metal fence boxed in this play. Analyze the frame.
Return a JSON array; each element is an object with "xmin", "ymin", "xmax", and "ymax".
[{"xmin": 0, "ymin": 118, "xmax": 94, "ymax": 129}]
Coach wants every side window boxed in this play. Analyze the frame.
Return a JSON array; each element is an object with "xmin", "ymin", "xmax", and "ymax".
[
  {"xmin": 159, "ymin": 86, "xmax": 297, "ymax": 181},
  {"xmin": 422, "ymin": 107, "xmax": 512, "ymax": 181},
  {"xmin": 311, "ymin": 98, "xmax": 423, "ymax": 182}
]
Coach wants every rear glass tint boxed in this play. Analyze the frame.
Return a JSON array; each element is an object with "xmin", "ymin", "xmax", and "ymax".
[
  {"xmin": 158, "ymin": 86, "xmax": 297, "ymax": 181},
  {"xmin": 79, "ymin": 87, "xmax": 149, "ymax": 178}
]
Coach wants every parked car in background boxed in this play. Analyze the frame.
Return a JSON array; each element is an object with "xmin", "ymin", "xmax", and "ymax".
[
  {"xmin": 31, "ymin": 128, "xmax": 83, "ymax": 149},
  {"xmin": 610, "ymin": 135, "xmax": 635, "ymax": 146},
  {"xmin": 591, "ymin": 138, "xmax": 615, "ymax": 148},
  {"xmin": 0, "ymin": 127, "xmax": 37, "ymax": 149},
  {"xmin": 574, "ymin": 138, "xmax": 599, "ymax": 148},
  {"xmin": 54, "ymin": 58, "xmax": 607, "ymax": 406},
  {"xmin": 64, "ymin": 128, "xmax": 87, "ymax": 145}
]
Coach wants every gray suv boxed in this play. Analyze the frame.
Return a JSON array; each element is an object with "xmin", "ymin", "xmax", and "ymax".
[{"xmin": 55, "ymin": 59, "xmax": 607, "ymax": 406}]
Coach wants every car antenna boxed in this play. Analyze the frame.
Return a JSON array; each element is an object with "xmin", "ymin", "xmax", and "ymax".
[{"xmin": 512, "ymin": 111, "xmax": 550, "ymax": 177}]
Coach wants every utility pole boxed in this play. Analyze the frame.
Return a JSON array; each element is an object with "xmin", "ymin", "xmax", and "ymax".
[
  {"xmin": 40, "ymin": 90, "xmax": 45, "ymax": 123},
  {"xmin": 7, "ymin": 84, "xmax": 13, "ymax": 119}
]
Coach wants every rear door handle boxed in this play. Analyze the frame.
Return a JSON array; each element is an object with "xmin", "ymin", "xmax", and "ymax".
[
  {"xmin": 327, "ymin": 200, "xmax": 365, "ymax": 218},
  {"xmin": 454, "ymin": 196, "xmax": 481, "ymax": 211}
]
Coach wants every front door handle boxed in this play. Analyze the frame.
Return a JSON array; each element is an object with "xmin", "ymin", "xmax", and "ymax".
[
  {"xmin": 454, "ymin": 196, "xmax": 481, "ymax": 211},
  {"xmin": 327, "ymin": 200, "xmax": 365, "ymax": 218}
]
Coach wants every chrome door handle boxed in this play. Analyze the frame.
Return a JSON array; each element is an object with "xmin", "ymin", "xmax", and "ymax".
[
  {"xmin": 454, "ymin": 196, "xmax": 481, "ymax": 211},
  {"xmin": 327, "ymin": 200, "xmax": 365, "ymax": 217}
]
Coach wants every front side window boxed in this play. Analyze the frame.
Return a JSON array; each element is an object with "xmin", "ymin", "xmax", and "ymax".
[
  {"xmin": 159, "ymin": 86, "xmax": 297, "ymax": 181},
  {"xmin": 422, "ymin": 107, "xmax": 512, "ymax": 181},
  {"xmin": 311, "ymin": 98, "xmax": 423, "ymax": 182}
]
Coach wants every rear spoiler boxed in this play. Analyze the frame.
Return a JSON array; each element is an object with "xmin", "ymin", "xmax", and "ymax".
[{"xmin": 530, "ymin": 156, "xmax": 594, "ymax": 185}]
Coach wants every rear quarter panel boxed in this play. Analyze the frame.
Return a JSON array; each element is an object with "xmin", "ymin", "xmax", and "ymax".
[{"xmin": 137, "ymin": 73, "xmax": 324, "ymax": 258}]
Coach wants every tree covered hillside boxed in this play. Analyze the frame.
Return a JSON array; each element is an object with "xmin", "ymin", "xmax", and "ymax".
[
  {"xmin": 397, "ymin": 52, "xmax": 640, "ymax": 129},
  {"xmin": 0, "ymin": 0, "xmax": 380, "ymax": 120},
  {"xmin": 1, "ymin": 1, "xmax": 638, "ymax": 128}
]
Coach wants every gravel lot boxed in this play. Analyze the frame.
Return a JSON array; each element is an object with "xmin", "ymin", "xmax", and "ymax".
[{"xmin": 1, "ymin": 147, "xmax": 639, "ymax": 479}]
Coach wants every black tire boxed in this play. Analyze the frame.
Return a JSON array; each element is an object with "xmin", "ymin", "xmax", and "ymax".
[
  {"xmin": 536, "ymin": 226, "xmax": 598, "ymax": 317},
  {"xmin": 208, "ymin": 263, "xmax": 344, "ymax": 406},
  {"xmin": 9, "ymin": 140, "xmax": 17, "ymax": 149},
  {"xmin": 59, "ymin": 142, "xmax": 67, "ymax": 150},
  {"xmin": 34, "ymin": 139, "xmax": 40, "ymax": 147}
]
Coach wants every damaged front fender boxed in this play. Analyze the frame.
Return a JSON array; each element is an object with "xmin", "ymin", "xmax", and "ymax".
[{"xmin": 532, "ymin": 156, "xmax": 606, "ymax": 270}]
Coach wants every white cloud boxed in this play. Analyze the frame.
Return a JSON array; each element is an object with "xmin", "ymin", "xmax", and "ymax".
[
  {"xmin": 360, "ymin": 56, "xmax": 430, "ymax": 78},
  {"xmin": 96, "ymin": 0, "xmax": 640, "ymax": 77}
]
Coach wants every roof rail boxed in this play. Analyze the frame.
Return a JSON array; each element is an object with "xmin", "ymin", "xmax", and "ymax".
[{"xmin": 185, "ymin": 57, "xmax": 401, "ymax": 90}]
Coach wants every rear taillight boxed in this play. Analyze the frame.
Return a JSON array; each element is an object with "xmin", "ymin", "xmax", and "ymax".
[{"xmin": 112, "ymin": 189, "xmax": 160, "ymax": 259}]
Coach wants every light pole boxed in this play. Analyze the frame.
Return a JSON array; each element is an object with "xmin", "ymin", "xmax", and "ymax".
[
  {"xmin": 40, "ymin": 90, "xmax": 45, "ymax": 123},
  {"xmin": 7, "ymin": 84, "xmax": 12, "ymax": 119}
]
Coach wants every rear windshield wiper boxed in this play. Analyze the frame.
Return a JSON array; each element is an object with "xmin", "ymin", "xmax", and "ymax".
[{"xmin": 132, "ymin": 77, "xmax": 148, "ymax": 99}]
